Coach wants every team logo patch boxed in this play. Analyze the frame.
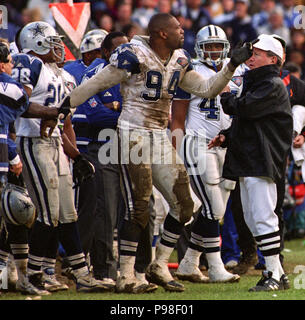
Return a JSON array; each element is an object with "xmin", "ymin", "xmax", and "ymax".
[
  {"xmin": 176, "ymin": 57, "xmax": 188, "ymax": 67},
  {"xmin": 231, "ymin": 76, "xmax": 243, "ymax": 87},
  {"xmin": 64, "ymin": 81, "xmax": 76, "ymax": 92},
  {"xmin": 89, "ymin": 98, "xmax": 98, "ymax": 107}
]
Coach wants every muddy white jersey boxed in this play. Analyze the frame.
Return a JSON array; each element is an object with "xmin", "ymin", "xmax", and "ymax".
[
  {"xmin": 109, "ymin": 35, "xmax": 193, "ymax": 130},
  {"xmin": 12, "ymin": 54, "xmax": 66, "ymax": 137},
  {"xmin": 175, "ymin": 59, "xmax": 245, "ymax": 140}
]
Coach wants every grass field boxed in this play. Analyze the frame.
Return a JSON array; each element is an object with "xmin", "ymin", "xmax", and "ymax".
[{"xmin": 1, "ymin": 238, "xmax": 305, "ymax": 301}]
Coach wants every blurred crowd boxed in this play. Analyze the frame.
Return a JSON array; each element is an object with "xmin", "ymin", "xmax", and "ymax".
[{"xmin": 2, "ymin": 0, "xmax": 305, "ymax": 80}]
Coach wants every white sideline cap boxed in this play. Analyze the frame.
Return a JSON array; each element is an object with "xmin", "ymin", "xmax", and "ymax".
[{"xmin": 253, "ymin": 34, "xmax": 284, "ymax": 60}]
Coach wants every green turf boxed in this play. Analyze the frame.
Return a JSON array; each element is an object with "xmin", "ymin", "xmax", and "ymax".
[{"xmin": 1, "ymin": 238, "xmax": 305, "ymax": 301}]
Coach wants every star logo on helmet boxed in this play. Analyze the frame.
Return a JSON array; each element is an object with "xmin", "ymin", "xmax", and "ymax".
[
  {"xmin": 84, "ymin": 37, "xmax": 94, "ymax": 49},
  {"xmin": 29, "ymin": 23, "xmax": 48, "ymax": 39}
]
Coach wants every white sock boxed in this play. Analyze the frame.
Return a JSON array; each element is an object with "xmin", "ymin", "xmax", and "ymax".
[
  {"xmin": 182, "ymin": 248, "xmax": 201, "ymax": 266},
  {"xmin": 119, "ymin": 255, "xmax": 136, "ymax": 278},
  {"xmin": 155, "ymin": 243, "xmax": 174, "ymax": 265},
  {"xmin": 206, "ymin": 251, "xmax": 226, "ymax": 271},
  {"xmin": 264, "ymin": 255, "xmax": 281, "ymax": 281}
]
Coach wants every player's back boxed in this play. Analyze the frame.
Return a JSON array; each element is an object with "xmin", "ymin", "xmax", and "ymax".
[{"xmin": 109, "ymin": 36, "xmax": 192, "ymax": 130}]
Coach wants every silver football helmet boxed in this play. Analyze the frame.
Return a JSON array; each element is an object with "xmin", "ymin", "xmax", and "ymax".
[
  {"xmin": 19, "ymin": 21, "xmax": 65, "ymax": 62},
  {"xmin": 195, "ymin": 25, "xmax": 230, "ymax": 67},
  {"xmin": 80, "ymin": 33, "xmax": 106, "ymax": 54},
  {"xmin": 83, "ymin": 28, "xmax": 108, "ymax": 38},
  {"xmin": 0, "ymin": 184, "xmax": 36, "ymax": 227}
]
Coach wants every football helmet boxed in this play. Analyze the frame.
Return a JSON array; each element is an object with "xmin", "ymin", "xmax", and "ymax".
[
  {"xmin": 0, "ymin": 184, "xmax": 36, "ymax": 227},
  {"xmin": 195, "ymin": 25, "xmax": 230, "ymax": 67},
  {"xmin": 84, "ymin": 29, "xmax": 108, "ymax": 38},
  {"xmin": 80, "ymin": 33, "xmax": 106, "ymax": 54},
  {"xmin": 19, "ymin": 21, "xmax": 65, "ymax": 62}
]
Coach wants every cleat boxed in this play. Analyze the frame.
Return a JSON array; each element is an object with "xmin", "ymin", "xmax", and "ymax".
[
  {"xmin": 116, "ymin": 275, "xmax": 158, "ymax": 294},
  {"xmin": 280, "ymin": 274, "xmax": 290, "ymax": 290},
  {"xmin": 249, "ymin": 271, "xmax": 281, "ymax": 292},
  {"xmin": 94, "ymin": 277, "xmax": 116, "ymax": 290},
  {"xmin": 16, "ymin": 278, "xmax": 50, "ymax": 296},
  {"xmin": 28, "ymin": 273, "xmax": 48, "ymax": 291},
  {"xmin": 42, "ymin": 268, "xmax": 69, "ymax": 292},
  {"xmin": 76, "ymin": 273, "xmax": 114, "ymax": 293},
  {"xmin": 232, "ymin": 249, "xmax": 258, "ymax": 275},
  {"xmin": 208, "ymin": 267, "xmax": 240, "ymax": 283},
  {"xmin": 225, "ymin": 260, "xmax": 238, "ymax": 270},
  {"xmin": 146, "ymin": 261, "xmax": 185, "ymax": 292},
  {"xmin": 175, "ymin": 259, "xmax": 209, "ymax": 283}
]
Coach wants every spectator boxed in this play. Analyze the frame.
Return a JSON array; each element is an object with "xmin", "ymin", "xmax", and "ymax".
[
  {"xmin": 279, "ymin": 0, "xmax": 300, "ymax": 29},
  {"xmin": 114, "ymin": 1, "xmax": 134, "ymax": 32},
  {"xmin": 252, "ymin": 0, "xmax": 277, "ymax": 28},
  {"xmin": 98, "ymin": 13, "xmax": 114, "ymax": 33},
  {"xmin": 213, "ymin": 0, "xmax": 235, "ymax": 25},
  {"xmin": 132, "ymin": 0, "xmax": 159, "ymax": 30},
  {"xmin": 284, "ymin": 61, "xmax": 302, "ymax": 79},
  {"xmin": 223, "ymin": 0, "xmax": 258, "ymax": 47},
  {"xmin": 258, "ymin": 7, "xmax": 291, "ymax": 47},
  {"xmin": 157, "ymin": 0, "xmax": 173, "ymax": 14},
  {"xmin": 179, "ymin": 0, "xmax": 213, "ymax": 57}
]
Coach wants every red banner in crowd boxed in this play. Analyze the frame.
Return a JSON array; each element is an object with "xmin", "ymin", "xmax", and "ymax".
[{"xmin": 49, "ymin": 1, "xmax": 91, "ymax": 61}]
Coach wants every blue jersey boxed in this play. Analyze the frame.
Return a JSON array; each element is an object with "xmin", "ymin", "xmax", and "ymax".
[
  {"xmin": 73, "ymin": 58, "xmax": 121, "ymax": 146},
  {"xmin": 63, "ymin": 59, "xmax": 87, "ymax": 86},
  {"xmin": 0, "ymin": 72, "xmax": 29, "ymax": 175}
]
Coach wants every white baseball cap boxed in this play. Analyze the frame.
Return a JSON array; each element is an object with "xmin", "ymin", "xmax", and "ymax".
[{"xmin": 253, "ymin": 34, "xmax": 284, "ymax": 60}]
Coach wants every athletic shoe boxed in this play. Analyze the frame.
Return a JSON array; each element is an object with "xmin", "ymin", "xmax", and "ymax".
[
  {"xmin": 76, "ymin": 273, "xmax": 114, "ymax": 293},
  {"xmin": 116, "ymin": 275, "xmax": 158, "ymax": 294},
  {"xmin": 232, "ymin": 249, "xmax": 258, "ymax": 275},
  {"xmin": 42, "ymin": 268, "xmax": 69, "ymax": 292},
  {"xmin": 208, "ymin": 267, "xmax": 240, "ymax": 283},
  {"xmin": 135, "ymin": 272, "xmax": 158, "ymax": 293},
  {"xmin": 146, "ymin": 261, "xmax": 185, "ymax": 292},
  {"xmin": 225, "ymin": 260, "xmax": 238, "ymax": 270},
  {"xmin": 249, "ymin": 271, "xmax": 281, "ymax": 292},
  {"xmin": 175, "ymin": 259, "xmax": 209, "ymax": 283},
  {"xmin": 16, "ymin": 278, "xmax": 50, "ymax": 295},
  {"xmin": 94, "ymin": 276, "xmax": 116, "ymax": 290},
  {"xmin": 28, "ymin": 273, "xmax": 47, "ymax": 291}
]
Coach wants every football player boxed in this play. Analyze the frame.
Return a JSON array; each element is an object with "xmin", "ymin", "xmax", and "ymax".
[
  {"xmin": 62, "ymin": 13, "xmax": 253, "ymax": 293},
  {"xmin": 12, "ymin": 21, "xmax": 111, "ymax": 293},
  {"xmin": 0, "ymin": 41, "xmax": 68, "ymax": 295},
  {"xmin": 63, "ymin": 29, "xmax": 108, "ymax": 85},
  {"xmin": 171, "ymin": 25, "xmax": 242, "ymax": 283}
]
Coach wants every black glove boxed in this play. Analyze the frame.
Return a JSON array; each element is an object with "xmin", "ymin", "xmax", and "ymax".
[
  {"xmin": 57, "ymin": 96, "xmax": 72, "ymax": 120},
  {"xmin": 72, "ymin": 154, "xmax": 95, "ymax": 188},
  {"xmin": 230, "ymin": 42, "xmax": 254, "ymax": 68}
]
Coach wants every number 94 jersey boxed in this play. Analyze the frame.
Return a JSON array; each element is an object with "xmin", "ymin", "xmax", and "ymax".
[
  {"xmin": 12, "ymin": 53, "xmax": 63, "ymax": 137},
  {"xmin": 109, "ymin": 35, "xmax": 193, "ymax": 130},
  {"xmin": 175, "ymin": 59, "xmax": 244, "ymax": 140}
]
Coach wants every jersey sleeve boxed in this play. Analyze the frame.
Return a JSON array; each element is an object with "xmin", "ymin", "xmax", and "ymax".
[
  {"xmin": 109, "ymin": 43, "xmax": 141, "ymax": 75},
  {"xmin": 12, "ymin": 54, "xmax": 43, "ymax": 90}
]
